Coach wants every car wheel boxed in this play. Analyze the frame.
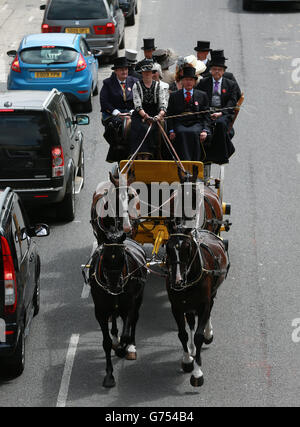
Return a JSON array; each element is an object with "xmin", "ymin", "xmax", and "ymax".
[
  {"xmin": 81, "ymin": 94, "xmax": 92, "ymax": 113},
  {"xmin": 3, "ymin": 325, "xmax": 25, "ymax": 377},
  {"xmin": 119, "ymin": 32, "xmax": 125, "ymax": 49},
  {"xmin": 59, "ymin": 176, "xmax": 75, "ymax": 222},
  {"xmin": 126, "ymin": 12, "xmax": 135, "ymax": 26},
  {"xmin": 243, "ymin": 0, "xmax": 254, "ymax": 10},
  {"xmin": 78, "ymin": 150, "xmax": 85, "ymax": 189},
  {"xmin": 135, "ymin": 1, "xmax": 138, "ymax": 14}
]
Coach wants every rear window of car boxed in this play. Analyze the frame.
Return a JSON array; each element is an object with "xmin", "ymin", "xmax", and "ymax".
[
  {"xmin": 20, "ymin": 47, "xmax": 78, "ymax": 65},
  {"xmin": 0, "ymin": 112, "xmax": 51, "ymax": 150},
  {"xmin": 47, "ymin": 0, "xmax": 108, "ymax": 20}
]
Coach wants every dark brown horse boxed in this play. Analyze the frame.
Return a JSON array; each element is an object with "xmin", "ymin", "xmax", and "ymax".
[
  {"xmin": 88, "ymin": 231, "xmax": 147, "ymax": 388},
  {"xmin": 165, "ymin": 228, "xmax": 229, "ymax": 387}
]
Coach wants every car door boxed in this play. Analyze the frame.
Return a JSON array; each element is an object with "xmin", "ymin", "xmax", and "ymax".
[
  {"xmin": 11, "ymin": 197, "xmax": 35, "ymax": 317},
  {"xmin": 60, "ymin": 98, "xmax": 81, "ymax": 175},
  {"xmin": 80, "ymin": 37, "xmax": 97, "ymax": 89}
]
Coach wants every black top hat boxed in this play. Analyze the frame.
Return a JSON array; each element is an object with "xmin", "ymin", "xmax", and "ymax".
[
  {"xmin": 210, "ymin": 50, "xmax": 228, "ymax": 60},
  {"xmin": 194, "ymin": 41, "xmax": 211, "ymax": 52},
  {"xmin": 141, "ymin": 38, "xmax": 156, "ymax": 51},
  {"xmin": 180, "ymin": 66, "xmax": 198, "ymax": 80},
  {"xmin": 209, "ymin": 56, "xmax": 227, "ymax": 69},
  {"xmin": 111, "ymin": 56, "xmax": 130, "ymax": 70}
]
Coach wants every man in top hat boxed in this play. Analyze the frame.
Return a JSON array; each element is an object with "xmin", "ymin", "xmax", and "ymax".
[
  {"xmin": 194, "ymin": 41, "xmax": 212, "ymax": 77},
  {"xmin": 205, "ymin": 50, "xmax": 241, "ymax": 99},
  {"xmin": 135, "ymin": 38, "xmax": 157, "ymax": 73},
  {"xmin": 100, "ymin": 56, "xmax": 139, "ymax": 162},
  {"xmin": 166, "ymin": 66, "xmax": 210, "ymax": 162},
  {"xmin": 125, "ymin": 49, "xmax": 141, "ymax": 79},
  {"xmin": 196, "ymin": 52, "xmax": 239, "ymax": 164}
]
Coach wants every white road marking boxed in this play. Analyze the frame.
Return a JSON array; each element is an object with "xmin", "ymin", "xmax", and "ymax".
[
  {"xmin": 81, "ymin": 240, "xmax": 98, "ymax": 299},
  {"xmin": 1, "ymin": 4, "xmax": 7, "ymax": 10},
  {"xmin": 28, "ymin": 16, "xmax": 34, "ymax": 22},
  {"xmin": 288, "ymin": 107, "xmax": 293, "ymax": 115},
  {"xmin": 297, "ymin": 153, "xmax": 300, "ymax": 164},
  {"xmin": 56, "ymin": 334, "xmax": 80, "ymax": 408}
]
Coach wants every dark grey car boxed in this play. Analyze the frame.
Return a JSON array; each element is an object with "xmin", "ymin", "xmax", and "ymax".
[
  {"xmin": 243, "ymin": 0, "xmax": 300, "ymax": 10},
  {"xmin": 40, "ymin": 0, "xmax": 125, "ymax": 59}
]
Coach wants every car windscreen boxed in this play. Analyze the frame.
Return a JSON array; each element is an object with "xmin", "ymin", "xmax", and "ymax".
[
  {"xmin": 0, "ymin": 112, "xmax": 51, "ymax": 150},
  {"xmin": 20, "ymin": 47, "xmax": 78, "ymax": 65},
  {"xmin": 47, "ymin": 0, "xmax": 108, "ymax": 20}
]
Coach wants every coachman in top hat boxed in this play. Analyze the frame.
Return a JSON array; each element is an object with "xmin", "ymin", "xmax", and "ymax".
[{"xmin": 100, "ymin": 56, "xmax": 139, "ymax": 162}]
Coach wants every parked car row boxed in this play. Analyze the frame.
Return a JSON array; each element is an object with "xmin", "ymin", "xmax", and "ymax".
[
  {"xmin": 6, "ymin": 0, "xmax": 138, "ymax": 113},
  {"xmin": 0, "ymin": 0, "xmax": 139, "ymax": 378}
]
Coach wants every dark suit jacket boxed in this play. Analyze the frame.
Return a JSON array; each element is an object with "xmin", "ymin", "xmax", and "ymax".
[
  {"xmin": 200, "ymin": 64, "xmax": 242, "ymax": 99},
  {"xmin": 167, "ymin": 89, "xmax": 210, "ymax": 132},
  {"xmin": 196, "ymin": 76, "xmax": 239, "ymax": 120},
  {"xmin": 100, "ymin": 73, "xmax": 138, "ymax": 114}
]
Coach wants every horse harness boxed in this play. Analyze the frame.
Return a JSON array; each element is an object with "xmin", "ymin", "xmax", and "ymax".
[{"xmin": 168, "ymin": 233, "xmax": 229, "ymax": 289}]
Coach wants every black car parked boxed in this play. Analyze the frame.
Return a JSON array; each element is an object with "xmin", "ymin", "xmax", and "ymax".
[
  {"xmin": 119, "ymin": 0, "xmax": 137, "ymax": 26},
  {"xmin": 0, "ymin": 89, "xmax": 89, "ymax": 221},
  {"xmin": 0, "ymin": 187, "xmax": 49, "ymax": 377}
]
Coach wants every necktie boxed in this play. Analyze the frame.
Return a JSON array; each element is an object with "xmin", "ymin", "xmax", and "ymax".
[
  {"xmin": 213, "ymin": 81, "xmax": 220, "ymax": 94},
  {"xmin": 121, "ymin": 82, "xmax": 126, "ymax": 101},
  {"xmin": 185, "ymin": 91, "xmax": 191, "ymax": 103}
]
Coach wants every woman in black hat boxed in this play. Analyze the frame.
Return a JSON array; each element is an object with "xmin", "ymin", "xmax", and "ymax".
[
  {"xmin": 130, "ymin": 59, "xmax": 168, "ymax": 159},
  {"xmin": 167, "ymin": 66, "xmax": 210, "ymax": 162}
]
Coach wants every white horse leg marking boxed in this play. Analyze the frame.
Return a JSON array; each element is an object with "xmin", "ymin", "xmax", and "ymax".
[
  {"xmin": 126, "ymin": 344, "xmax": 136, "ymax": 354},
  {"xmin": 182, "ymin": 351, "xmax": 194, "ymax": 365},
  {"xmin": 111, "ymin": 335, "xmax": 120, "ymax": 348},
  {"xmin": 204, "ymin": 317, "xmax": 213, "ymax": 341},
  {"xmin": 187, "ymin": 315, "xmax": 198, "ymax": 357},
  {"xmin": 192, "ymin": 361, "xmax": 204, "ymax": 379},
  {"xmin": 175, "ymin": 248, "xmax": 182, "ymax": 284}
]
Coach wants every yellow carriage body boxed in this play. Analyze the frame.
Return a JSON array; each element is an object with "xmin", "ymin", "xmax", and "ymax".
[{"xmin": 119, "ymin": 160, "xmax": 204, "ymax": 255}]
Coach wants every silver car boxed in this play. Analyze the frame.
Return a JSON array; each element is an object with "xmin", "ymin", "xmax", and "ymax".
[{"xmin": 40, "ymin": 0, "xmax": 125, "ymax": 59}]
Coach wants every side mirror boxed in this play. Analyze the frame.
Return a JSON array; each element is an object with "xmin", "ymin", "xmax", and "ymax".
[
  {"xmin": 92, "ymin": 49, "xmax": 103, "ymax": 57},
  {"xmin": 28, "ymin": 224, "xmax": 50, "ymax": 238},
  {"xmin": 40, "ymin": 4, "xmax": 46, "ymax": 10},
  {"xmin": 75, "ymin": 114, "xmax": 90, "ymax": 126},
  {"xmin": 7, "ymin": 50, "xmax": 17, "ymax": 58}
]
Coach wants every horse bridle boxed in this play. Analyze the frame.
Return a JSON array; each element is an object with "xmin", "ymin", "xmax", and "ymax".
[
  {"xmin": 167, "ymin": 232, "xmax": 228, "ymax": 291},
  {"xmin": 92, "ymin": 243, "xmax": 129, "ymax": 296},
  {"xmin": 167, "ymin": 233, "xmax": 204, "ymax": 291}
]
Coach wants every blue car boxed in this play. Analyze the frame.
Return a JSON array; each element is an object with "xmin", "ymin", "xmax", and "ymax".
[{"xmin": 7, "ymin": 33, "xmax": 101, "ymax": 112}]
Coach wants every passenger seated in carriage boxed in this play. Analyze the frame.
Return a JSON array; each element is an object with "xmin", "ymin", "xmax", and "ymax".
[
  {"xmin": 130, "ymin": 59, "xmax": 168, "ymax": 160},
  {"xmin": 166, "ymin": 66, "xmax": 210, "ymax": 162},
  {"xmin": 100, "ymin": 57, "xmax": 139, "ymax": 163},
  {"xmin": 196, "ymin": 51, "xmax": 239, "ymax": 164}
]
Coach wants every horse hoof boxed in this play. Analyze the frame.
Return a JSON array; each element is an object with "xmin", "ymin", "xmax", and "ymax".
[
  {"xmin": 114, "ymin": 346, "xmax": 127, "ymax": 358},
  {"xmin": 204, "ymin": 335, "xmax": 214, "ymax": 345},
  {"xmin": 181, "ymin": 361, "xmax": 194, "ymax": 373},
  {"xmin": 103, "ymin": 376, "xmax": 116, "ymax": 388},
  {"xmin": 126, "ymin": 351, "xmax": 137, "ymax": 361},
  {"xmin": 190, "ymin": 375, "xmax": 204, "ymax": 387}
]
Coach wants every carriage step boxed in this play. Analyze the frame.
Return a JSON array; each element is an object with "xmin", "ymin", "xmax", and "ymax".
[{"xmin": 75, "ymin": 176, "xmax": 84, "ymax": 195}]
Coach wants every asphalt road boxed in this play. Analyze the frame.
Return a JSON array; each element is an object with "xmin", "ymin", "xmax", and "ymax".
[{"xmin": 1, "ymin": 0, "xmax": 300, "ymax": 407}]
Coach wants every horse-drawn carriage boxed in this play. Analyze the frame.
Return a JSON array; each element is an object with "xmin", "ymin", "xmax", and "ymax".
[{"xmin": 82, "ymin": 93, "xmax": 244, "ymax": 389}]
